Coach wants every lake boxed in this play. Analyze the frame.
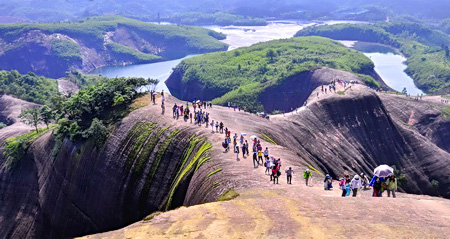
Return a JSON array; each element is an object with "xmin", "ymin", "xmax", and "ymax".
[
  {"xmin": 92, "ymin": 20, "xmax": 423, "ymax": 95},
  {"xmin": 340, "ymin": 41, "xmax": 424, "ymax": 95}
]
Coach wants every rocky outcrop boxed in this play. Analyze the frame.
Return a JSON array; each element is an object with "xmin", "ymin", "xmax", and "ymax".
[
  {"xmin": 268, "ymin": 88, "xmax": 450, "ymax": 198},
  {"xmin": 0, "ymin": 107, "xmax": 220, "ymax": 238}
]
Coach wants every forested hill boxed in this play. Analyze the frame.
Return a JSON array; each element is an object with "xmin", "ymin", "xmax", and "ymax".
[
  {"xmin": 0, "ymin": 15, "xmax": 228, "ymax": 78},
  {"xmin": 296, "ymin": 22, "xmax": 450, "ymax": 94}
]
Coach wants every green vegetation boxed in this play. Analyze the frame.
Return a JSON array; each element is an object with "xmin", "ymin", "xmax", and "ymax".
[
  {"xmin": 0, "ymin": 70, "xmax": 59, "ymax": 105},
  {"xmin": 166, "ymin": 139, "xmax": 212, "ymax": 210},
  {"xmin": 441, "ymin": 105, "xmax": 450, "ymax": 118},
  {"xmin": 0, "ymin": 123, "xmax": 6, "ymax": 129},
  {"xmin": 176, "ymin": 36, "xmax": 373, "ymax": 111},
  {"xmin": 168, "ymin": 12, "xmax": 267, "ymax": 26},
  {"xmin": 207, "ymin": 168, "xmax": 223, "ymax": 178},
  {"xmin": 50, "ymin": 39, "xmax": 82, "ymax": 62},
  {"xmin": 106, "ymin": 42, "xmax": 161, "ymax": 63},
  {"xmin": 307, "ymin": 164, "xmax": 324, "ymax": 176},
  {"xmin": 0, "ymin": 15, "xmax": 227, "ymax": 52},
  {"xmin": 337, "ymin": 91, "xmax": 345, "ymax": 95},
  {"xmin": 261, "ymin": 134, "xmax": 278, "ymax": 145},
  {"xmin": 143, "ymin": 211, "xmax": 163, "ymax": 221},
  {"xmin": 218, "ymin": 189, "xmax": 240, "ymax": 201},
  {"xmin": 2, "ymin": 126, "xmax": 55, "ymax": 170},
  {"xmin": 65, "ymin": 71, "xmax": 106, "ymax": 88},
  {"xmin": 296, "ymin": 22, "xmax": 450, "ymax": 94}
]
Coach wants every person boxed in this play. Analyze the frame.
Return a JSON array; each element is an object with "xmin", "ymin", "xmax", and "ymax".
[
  {"xmin": 350, "ymin": 175, "xmax": 362, "ymax": 197},
  {"xmin": 257, "ymin": 150, "xmax": 263, "ymax": 165},
  {"xmin": 161, "ymin": 101, "xmax": 165, "ymax": 115},
  {"xmin": 241, "ymin": 143, "xmax": 246, "ymax": 158},
  {"xmin": 324, "ymin": 174, "xmax": 333, "ymax": 190},
  {"xmin": 222, "ymin": 138, "xmax": 229, "ymax": 152},
  {"xmin": 234, "ymin": 144, "xmax": 239, "ymax": 160},
  {"xmin": 263, "ymin": 147, "xmax": 269, "ymax": 160},
  {"xmin": 190, "ymin": 112, "xmax": 193, "ymax": 123},
  {"xmin": 360, "ymin": 173, "xmax": 370, "ymax": 190},
  {"xmin": 265, "ymin": 158, "xmax": 271, "ymax": 175},
  {"xmin": 210, "ymin": 120, "xmax": 215, "ymax": 133},
  {"xmin": 215, "ymin": 121, "xmax": 219, "ymax": 132},
  {"xmin": 225, "ymin": 127, "xmax": 228, "ymax": 137},
  {"xmin": 386, "ymin": 174, "xmax": 397, "ymax": 198},
  {"xmin": 172, "ymin": 104, "xmax": 177, "ymax": 118},
  {"xmin": 271, "ymin": 164, "xmax": 280, "ymax": 184},
  {"xmin": 303, "ymin": 169, "xmax": 312, "ymax": 186},
  {"xmin": 285, "ymin": 167, "xmax": 294, "ymax": 184},
  {"xmin": 240, "ymin": 135, "xmax": 244, "ymax": 145},
  {"xmin": 244, "ymin": 140, "xmax": 249, "ymax": 156},
  {"xmin": 252, "ymin": 144, "xmax": 258, "ymax": 167},
  {"xmin": 339, "ymin": 178, "xmax": 346, "ymax": 197},
  {"xmin": 369, "ymin": 175, "xmax": 385, "ymax": 197},
  {"xmin": 219, "ymin": 122, "xmax": 224, "ymax": 133}
]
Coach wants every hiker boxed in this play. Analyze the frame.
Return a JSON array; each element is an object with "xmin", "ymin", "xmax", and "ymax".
[
  {"xmin": 222, "ymin": 138, "xmax": 229, "ymax": 152},
  {"xmin": 265, "ymin": 158, "xmax": 271, "ymax": 175},
  {"xmin": 360, "ymin": 173, "xmax": 370, "ymax": 190},
  {"xmin": 225, "ymin": 127, "xmax": 228, "ymax": 137},
  {"xmin": 386, "ymin": 174, "xmax": 397, "ymax": 198},
  {"xmin": 240, "ymin": 134, "xmax": 244, "ymax": 145},
  {"xmin": 215, "ymin": 121, "xmax": 219, "ymax": 132},
  {"xmin": 210, "ymin": 120, "xmax": 215, "ymax": 133},
  {"xmin": 234, "ymin": 144, "xmax": 239, "ymax": 160},
  {"xmin": 350, "ymin": 175, "xmax": 362, "ymax": 197},
  {"xmin": 271, "ymin": 164, "xmax": 280, "ymax": 184},
  {"xmin": 241, "ymin": 143, "xmax": 246, "ymax": 158},
  {"xmin": 257, "ymin": 150, "xmax": 263, "ymax": 165},
  {"xmin": 219, "ymin": 122, "xmax": 224, "ymax": 133},
  {"xmin": 369, "ymin": 176, "xmax": 385, "ymax": 197},
  {"xmin": 172, "ymin": 104, "xmax": 177, "ymax": 118},
  {"xmin": 285, "ymin": 167, "xmax": 294, "ymax": 184},
  {"xmin": 339, "ymin": 178, "xmax": 346, "ymax": 197},
  {"xmin": 180, "ymin": 105, "xmax": 183, "ymax": 116},
  {"xmin": 161, "ymin": 101, "xmax": 165, "ymax": 115},
  {"xmin": 252, "ymin": 144, "xmax": 258, "ymax": 167},
  {"xmin": 303, "ymin": 169, "xmax": 312, "ymax": 186},
  {"xmin": 245, "ymin": 140, "xmax": 249, "ymax": 156},
  {"xmin": 324, "ymin": 174, "xmax": 333, "ymax": 190},
  {"xmin": 263, "ymin": 147, "xmax": 269, "ymax": 160},
  {"xmin": 189, "ymin": 112, "xmax": 192, "ymax": 123}
]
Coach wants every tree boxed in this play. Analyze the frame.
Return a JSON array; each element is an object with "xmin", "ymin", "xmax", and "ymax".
[
  {"xmin": 145, "ymin": 78, "xmax": 160, "ymax": 92},
  {"xmin": 266, "ymin": 49, "xmax": 276, "ymax": 62},
  {"xmin": 40, "ymin": 106, "xmax": 54, "ymax": 129},
  {"xmin": 19, "ymin": 108, "xmax": 41, "ymax": 132},
  {"xmin": 402, "ymin": 87, "xmax": 407, "ymax": 95}
]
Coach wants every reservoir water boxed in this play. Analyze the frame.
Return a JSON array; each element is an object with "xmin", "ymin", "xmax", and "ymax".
[
  {"xmin": 92, "ymin": 20, "xmax": 422, "ymax": 95},
  {"xmin": 340, "ymin": 41, "xmax": 423, "ymax": 95}
]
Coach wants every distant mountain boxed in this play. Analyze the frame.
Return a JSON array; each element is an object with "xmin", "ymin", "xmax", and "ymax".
[{"xmin": 0, "ymin": 16, "xmax": 227, "ymax": 78}]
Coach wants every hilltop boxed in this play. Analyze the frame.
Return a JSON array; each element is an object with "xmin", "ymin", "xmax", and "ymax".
[
  {"xmin": 0, "ymin": 15, "xmax": 228, "ymax": 78},
  {"xmin": 166, "ymin": 36, "xmax": 384, "ymax": 113}
]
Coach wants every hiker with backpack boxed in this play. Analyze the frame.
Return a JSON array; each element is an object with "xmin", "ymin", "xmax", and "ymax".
[
  {"xmin": 252, "ymin": 144, "xmax": 258, "ymax": 168},
  {"xmin": 339, "ymin": 177, "xmax": 347, "ymax": 197},
  {"xmin": 360, "ymin": 173, "xmax": 370, "ymax": 190},
  {"xmin": 257, "ymin": 150, "xmax": 263, "ymax": 165},
  {"xmin": 285, "ymin": 167, "xmax": 294, "ymax": 184},
  {"xmin": 369, "ymin": 175, "xmax": 385, "ymax": 197},
  {"xmin": 271, "ymin": 164, "xmax": 280, "ymax": 184},
  {"xmin": 241, "ymin": 142, "xmax": 246, "ymax": 158},
  {"xmin": 263, "ymin": 147, "xmax": 269, "ymax": 160},
  {"xmin": 219, "ymin": 122, "xmax": 224, "ymax": 133},
  {"xmin": 303, "ymin": 169, "xmax": 312, "ymax": 186},
  {"xmin": 264, "ymin": 157, "xmax": 271, "ymax": 175}
]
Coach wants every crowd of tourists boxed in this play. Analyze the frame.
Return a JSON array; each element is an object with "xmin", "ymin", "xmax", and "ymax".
[{"xmin": 158, "ymin": 92, "xmax": 398, "ymax": 198}]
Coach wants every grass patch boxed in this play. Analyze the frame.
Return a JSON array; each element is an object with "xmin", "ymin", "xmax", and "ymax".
[
  {"xmin": 261, "ymin": 133, "xmax": 278, "ymax": 145},
  {"xmin": 218, "ymin": 189, "xmax": 240, "ymax": 201},
  {"xmin": 165, "ymin": 140, "xmax": 212, "ymax": 210},
  {"xmin": 129, "ymin": 93, "xmax": 152, "ymax": 111},
  {"xmin": 337, "ymin": 91, "xmax": 345, "ymax": 95},
  {"xmin": 143, "ymin": 211, "xmax": 163, "ymax": 221},
  {"xmin": 441, "ymin": 105, "xmax": 450, "ymax": 118},
  {"xmin": 207, "ymin": 168, "xmax": 223, "ymax": 178},
  {"xmin": 2, "ymin": 126, "xmax": 55, "ymax": 169},
  {"xmin": 307, "ymin": 164, "xmax": 324, "ymax": 176}
]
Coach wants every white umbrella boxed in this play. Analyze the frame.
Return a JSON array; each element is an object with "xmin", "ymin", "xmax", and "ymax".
[
  {"xmin": 152, "ymin": 92, "xmax": 158, "ymax": 95},
  {"xmin": 373, "ymin": 165, "xmax": 394, "ymax": 178},
  {"xmin": 241, "ymin": 133, "xmax": 247, "ymax": 136},
  {"xmin": 249, "ymin": 135, "xmax": 257, "ymax": 139}
]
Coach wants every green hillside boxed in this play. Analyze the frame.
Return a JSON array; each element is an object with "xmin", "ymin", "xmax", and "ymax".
[{"xmin": 295, "ymin": 22, "xmax": 450, "ymax": 94}]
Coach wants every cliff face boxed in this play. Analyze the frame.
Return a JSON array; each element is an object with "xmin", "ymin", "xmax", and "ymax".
[
  {"xmin": 268, "ymin": 88, "xmax": 450, "ymax": 198},
  {"xmin": 0, "ymin": 107, "xmax": 220, "ymax": 238}
]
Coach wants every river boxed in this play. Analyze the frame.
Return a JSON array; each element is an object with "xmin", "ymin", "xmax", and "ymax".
[
  {"xmin": 91, "ymin": 20, "xmax": 422, "ymax": 95},
  {"xmin": 340, "ymin": 41, "xmax": 424, "ymax": 95}
]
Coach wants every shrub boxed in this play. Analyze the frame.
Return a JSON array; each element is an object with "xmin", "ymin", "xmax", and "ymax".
[{"xmin": 218, "ymin": 189, "xmax": 240, "ymax": 201}]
